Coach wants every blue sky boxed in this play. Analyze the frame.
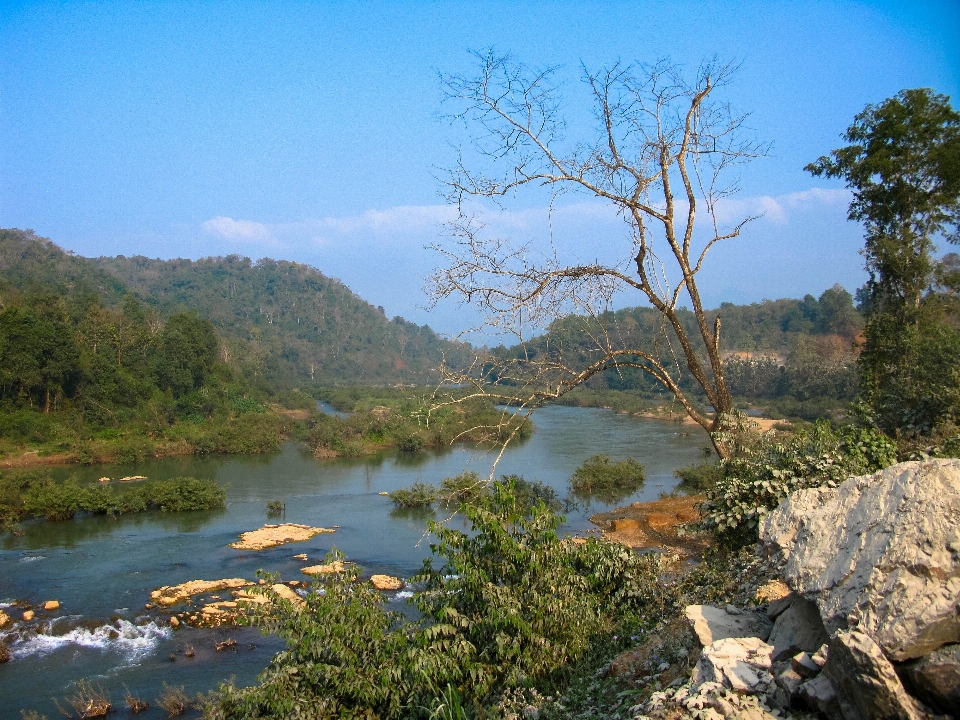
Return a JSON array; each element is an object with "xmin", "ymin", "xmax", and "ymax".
[{"xmin": 2, "ymin": 1, "xmax": 958, "ymax": 337}]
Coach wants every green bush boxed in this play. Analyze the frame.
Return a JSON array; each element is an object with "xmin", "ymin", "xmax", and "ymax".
[
  {"xmin": 569, "ymin": 454, "xmax": 646, "ymax": 503},
  {"xmin": 673, "ymin": 461, "xmax": 725, "ymax": 493},
  {"xmin": 389, "ymin": 481, "xmax": 439, "ymax": 508},
  {"xmin": 699, "ymin": 421, "xmax": 896, "ymax": 546},
  {"xmin": 1, "ymin": 473, "xmax": 224, "ymax": 526},
  {"xmin": 209, "ymin": 484, "xmax": 667, "ymax": 718},
  {"xmin": 145, "ymin": 476, "xmax": 226, "ymax": 512}
]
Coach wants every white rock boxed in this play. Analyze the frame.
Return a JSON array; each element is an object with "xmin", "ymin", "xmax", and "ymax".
[
  {"xmin": 685, "ymin": 605, "xmax": 773, "ymax": 646},
  {"xmin": 690, "ymin": 637, "xmax": 775, "ymax": 694},
  {"xmin": 760, "ymin": 459, "xmax": 960, "ymax": 661}
]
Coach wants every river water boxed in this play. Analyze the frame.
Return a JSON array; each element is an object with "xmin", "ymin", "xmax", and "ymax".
[{"xmin": 0, "ymin": 406, "xmax": 709, "ymax": 718}]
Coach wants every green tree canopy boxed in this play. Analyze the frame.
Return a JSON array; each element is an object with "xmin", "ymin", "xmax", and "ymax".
[{"xmin": 808, "ymin": 88, "xmax": 960, "ymax": 434}]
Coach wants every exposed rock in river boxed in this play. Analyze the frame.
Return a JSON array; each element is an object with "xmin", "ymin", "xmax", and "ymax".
[
  {"xmin": 229, "ymin": 523, "xmax": 335, "ymax": 550},
  {"xmin": 301, "ymin": 561, "xmax": 346, "ymax": 576},
  {"xmin": 370, "ymin": 575, "xmax": 404, "ymax": 590},
  {"xmin": 150, "ymin": 578, "xmax": 250, "ymax": 606}
]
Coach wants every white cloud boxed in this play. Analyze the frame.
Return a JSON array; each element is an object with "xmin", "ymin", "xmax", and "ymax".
[
  {"xmin": 202, "ymin": 216, "xmax": 275, "ymax": 243},
  {"xmin": 715, "ymin": 187, "xmax": 851, "ymax": 226}
]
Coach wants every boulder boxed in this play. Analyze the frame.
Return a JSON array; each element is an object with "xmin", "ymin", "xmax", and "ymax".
[
  {"xmin": 685, "ymin": 605, "xmax": 773, "ymax": 646},
  {"xmin": 690, "ymin": 637, "xmax": 775, "ymax": 694},
  {"xmin": 169, "ymin": 616, "xmax": 180, "ymax": 627},
  {"xmin": 370, "ymin": 575, "xmax": 404, "ymax": 591},
  {"xmin": 798, "ymin": 674, "xmax": 842, "ymax": 719},
  {"xmin": 270, "ymin": 583, "xmax": 304, "ymax": 607},
  {"xmin": 43, "ymin": 600, "xmax": 59, "ymax": 611},
  {"xmin": 790, "ymin": 651, "xmax": 820, "ymax": 679},
  {"xmin": 301, "ymin": 561, "xmax": 346, "ymax": 576},
  {"xmin": 760, "ymin": 459, "xmax": 960, "ymax": 661},
  {"xmin": 823, "ymin": 630, "xmax": 922, "ymax": 720},
  {"xmin": 898, "ymin": 642, "xmax": 960, "ymax": 715},
  {"xmin": 0, "ymin": 610, "xmax": 10, "ymax": 628},
  {"xmin": 766, "ymin": 597, "xmax": 828, "ymax": 661},
  {"xmin": 22, "ymin": 610, "xmax": 34, "ymax": 621}
]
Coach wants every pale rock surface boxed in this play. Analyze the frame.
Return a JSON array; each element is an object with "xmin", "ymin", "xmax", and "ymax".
[
  {"xmin": 899, "ymin": 642, "xmax": 960, "ymax": 715},
  {"xmin": 0, "ymin": 610, "xmax": 9, "ymax": 628},
  {"xmin": 43, "ymin": 600, "xmax": 59, "ymax": 611},
  {"xmin": 370, "ymin": 574, "xmax": 404, "ymax": 590},
  {"xmin": 270, "ymin": 583, "xmax": 304, "ymax": 607},
  {"xmin": 230, "ymin": 523, "xmax": 335, "ymax": 551},
  {"xmin": 823, "ymin": 630, "xmax": 922, "ymax": 720},
  {"xmin": 151, "ymin": 578, "xmax": 249, "ymax": 606},
  {"xmin": 22, "ymin": 610, "xmax": 34, "ymax": 621},
  {"xmin": 760, "ymin": 459, "xmax": 960, "ymax": 661},
  {"xmin": 690, "ymin": 637, "xmax": 775, "ymax": 694},
  {"xmin": 301, "ymin": 561, "xmax": 346, "ymax": 575},
  {"xmin": 685, "ymin": 605, "xmax": 773, "ymax": 646},
  {"xmin": 766, "ymin": 596, "xmax": 828, "ymax": 661},
  {"xmin": 798, "ymin": 674, "xmax": 841, "ymax": 718}
]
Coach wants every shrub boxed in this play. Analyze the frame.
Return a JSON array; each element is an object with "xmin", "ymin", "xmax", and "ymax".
[
  {"xmin": 673, "ymin": 461, "xmax": 724, "ymax": 493},
  {"xmin": 699, "ymin": 421, "xmax": 896, "ymax": 546},
  {"xmin": 569, "ymin": 454, "xmax": 646, "ymax": 503},
  {"xmin": 438, "ymin": 471, "xmax": 488, "ymax": 504},
  {"xmin": 1, "ymin": 473, "xmax": 224, "ymax": 527},
  {"xmin": 394, "ymin": 431, "xmax": 426, "ymax": 453},
  {"xmin": 388, "ymin": 481, "xmax": 438, "ymax": 508},
  {"xmin": 209, "ymin": 485, "xmax": 663, "ymax": 718},
  {"xmin": 145, "ymin": 477, "xmax": 226, "ymax": 512}
]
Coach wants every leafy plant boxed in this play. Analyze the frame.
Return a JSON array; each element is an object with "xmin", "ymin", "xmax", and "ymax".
[
  {"xmin": 699, "ymin": 420, "xmax": 896, "ymax": 545},
  {"xmin": 569, "ymin": 454, "xmax": 646, "ymax": 503},
  {"xmin": 209, "ymin": 484, "xmax": 669, "ymax": 718},
  {"xmin": 673, "ymin": 461, "xmax": 725, "ymax": 493}
]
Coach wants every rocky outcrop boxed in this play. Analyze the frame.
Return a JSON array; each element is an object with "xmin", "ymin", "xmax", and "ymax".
[
  {"xmin": 669, "ymin": 459, "xmax": 960, "ymax": 720},
  {"xmin": 301, "ymin": 561, "xmax": 346, "ymax": 576},
  {"xmin": 0, "ymin": 610, "xmax": 10, "ymax": 628},
  {"xmin": 765, "ymin": 596, "xmax": 828, "ymax": 661},
  {"xmin": 690, "ymin": 637, "xmax": 775, "ymax": 694},
  {"xmin": 899, "ymin": 642, "xmax": 960, "ymax": 715},
  {"xmin": 760, "ymin": 459, "xmax": 960, "ymax": 662},
  {"xmin": 823, "ymin": 630, "xmax": 922, "ymax": 720},
  {"xmin": 685, "ymin": 605, "xmax": 772, "ymax": 646},
  {"xmin": 230, "ymin": 523, "xmax": 336, "ymax": 550},
  {"xmin": 151, "ymin": 578, "xmax": 250, "ymax": 606},
  {"xmin": 43, "ymin": 600, "xmax": 59, "ymax": 611}
]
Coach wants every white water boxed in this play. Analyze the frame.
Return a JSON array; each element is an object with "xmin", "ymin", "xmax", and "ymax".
[{"xmin": 9, "ymin": 618, "xmax": 171, "ymax": 664}]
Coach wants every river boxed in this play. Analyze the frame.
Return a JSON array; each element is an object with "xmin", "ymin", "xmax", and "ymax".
[{"xmin": 0, "ymin": 406, "xmax": 709, "ymax": 718}]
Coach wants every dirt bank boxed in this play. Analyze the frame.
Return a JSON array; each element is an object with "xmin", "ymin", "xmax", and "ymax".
[{"xmin": 589, "ymin": 494, "xmax": 709, "ymax": 556}]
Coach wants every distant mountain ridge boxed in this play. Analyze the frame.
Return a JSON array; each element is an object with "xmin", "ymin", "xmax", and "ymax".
[{"xmin": 0, "ymin": 228, "xmax": 472, "ymax": 386}]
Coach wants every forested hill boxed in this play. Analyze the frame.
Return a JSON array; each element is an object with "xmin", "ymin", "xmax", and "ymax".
[{"xmin": 0, "ymin": 228, "xmax": 472, "ymax": 387}]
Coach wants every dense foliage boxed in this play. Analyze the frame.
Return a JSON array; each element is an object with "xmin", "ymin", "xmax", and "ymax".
[
  {"xmin": 698, "ymin": 421, "xmax": 897, "ymax": 546},
  {"xmin": 389, "ymin": 472, "xmax": 560, "ymax": 512},
  {"xmin": 497, "ymin": 284, "xmax": 863, "ymax": 421},
  {"xmin": 568, "ymin": 454, "xmax": 646, "ymax": 503},
  {"xmin": 209, "ymin": 482, "xmax": 674, "ymax": 719},
  {"xmin": 305, "ymin": 396, "xmax": 532, "ymax": 458},
  {"xmin": 807, "ymin": 89, "xmax": 960, "ymax": 435},
  {"xmin": 0, "ymin": 472, "xmax": 224, "ymax": 528}
]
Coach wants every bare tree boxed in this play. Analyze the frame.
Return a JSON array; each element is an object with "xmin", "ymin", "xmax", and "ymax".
[{"xmin": 427, "ymin": 54, "xmax": 767, "ymax": 459}]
